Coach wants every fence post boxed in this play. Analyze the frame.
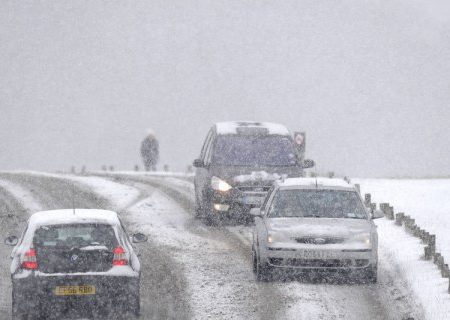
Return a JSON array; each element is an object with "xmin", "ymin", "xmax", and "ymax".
[
  {"xmin": 442, "ymin": 264, "xmax": 449, "ymax": 278},
  {"xmin": 395, "ymin": 212, "xmax": 404, "ymax": 226},
  {"xmin": 434, "ymin": 252, "xmax": 441, "ymax": 264},
  {"xmin": 380, "ymin": 203, "xmax": 389, "ymax": 216},
  {"xmin": 355, "ymin": 184, "xmax": 360, "ymax": 194},
  {"xmin": 364, "ymin": 194, "xmax": 371, "ymax": 208},
  {"xmin": 429, "ymin": 235, "xmax": 436, "ymax": 255},
  {"xmin": 425, "ymin": 246, "xmax": 432, "ymax": 260}
]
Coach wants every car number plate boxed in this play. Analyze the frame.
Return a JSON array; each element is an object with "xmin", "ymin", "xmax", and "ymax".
[
  {"xmin": 54, "ymin": 285, "xmax": 96, "ymax": 296},
  {"xmin": 300, "ymin": 250, "xmax": 331, "ymax": 259},
  {"xmin": 243, "ymin": 196, "xmax": 263, "ymax": 205}
]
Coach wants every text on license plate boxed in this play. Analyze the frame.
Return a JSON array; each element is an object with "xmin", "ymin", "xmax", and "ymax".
[
  {"xmin": 300, "ymin": 250, "xmax": 332, "ymax": 259},
  {"xmin": 54, "ymin": 285, "xmax": 96, "ymax": 296}
]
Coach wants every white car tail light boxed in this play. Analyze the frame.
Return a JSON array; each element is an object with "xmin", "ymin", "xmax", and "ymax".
[
  {"xmin": 22, "ymin": 249, "xmax": 38, "ymax": 270},
  {"xmin": 112, "ymin": 246, "xmax": 128, "ymax": 266}
]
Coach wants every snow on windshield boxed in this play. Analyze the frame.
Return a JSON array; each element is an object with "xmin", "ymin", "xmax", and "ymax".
[{"xmin": 268, "ymin": 189, "xmax": 368, "ymax": 219}]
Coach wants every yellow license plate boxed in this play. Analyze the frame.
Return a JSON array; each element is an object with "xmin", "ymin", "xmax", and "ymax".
[{"xmin": 54, "ymin": 285, "xmax": 96, "ymax": 296}]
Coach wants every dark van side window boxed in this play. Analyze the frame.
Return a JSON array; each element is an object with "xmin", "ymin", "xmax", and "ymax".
[{"xmin": 212, "ymin": 135, "xmax": 297, "ymax": 166}]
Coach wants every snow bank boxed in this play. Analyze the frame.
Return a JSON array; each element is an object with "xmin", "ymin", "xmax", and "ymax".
[
  {"xmin": 355, "ymin": 179, "xmax": 450, "ymax": 263},
  {"xmin": 11, "ymin": 171, "xmax": 141, "ymax": 211},
  {"xmin": 0, "ymin": 179, "xmax": 42, "ymax": 213},
  {"xmin": 355, "ymin": 179, "xmax": 450, "ymax": 320}
]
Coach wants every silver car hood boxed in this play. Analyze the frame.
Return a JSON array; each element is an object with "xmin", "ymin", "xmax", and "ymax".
[{"xmin": 266, "ymin": 217, "xmax": 372, "ymax": 238}]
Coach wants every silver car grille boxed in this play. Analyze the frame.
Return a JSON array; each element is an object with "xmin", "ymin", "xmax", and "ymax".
[{"xmin": 293, "ymin": 237, "xmax": 345, "ymax": 245}]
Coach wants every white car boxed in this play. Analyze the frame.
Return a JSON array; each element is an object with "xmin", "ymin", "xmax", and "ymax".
[
  {"xmin": 4, "ymin": 209, "xmax": 148, "ymax": 319},
  {"xmin": 251, "ymin": 178, "xmax": 383, "ymax": 282}
]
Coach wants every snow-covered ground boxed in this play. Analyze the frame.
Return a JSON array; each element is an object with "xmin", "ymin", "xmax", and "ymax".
[
  {"xmin": 355, "ymin": 179, "xmax": 450, "ymax": 320},
  {"xmin": 2, "ymin": 172, "xmax": 444, "ymax": 319}
]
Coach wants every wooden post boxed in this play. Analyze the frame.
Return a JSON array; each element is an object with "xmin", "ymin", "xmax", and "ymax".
[
  {"xmin": 380, "ymin": 203, "xmax": 389, "ymax": 216},
  {"xmin": 429, "ymin": 235, "xmax": 436, "ymax": 255},
  {"xmin": 395, "ymin": 212, "xmax": 404, "ymax": 226},
  {"xmin": 442, "ymin": 264, "xmax": 449, "ymax": 278},
  {"xmin": 438, "ymin": 256, "xmax": 445, "ymax": 275},
  {"xmin": 434, "ymin": 252, "xmax": 441, "ymax": 264},
  {"xmin": 408, "ymin": 219, "xmax": 415, "ymax": 233},
  {"xmin": 355, "ymin": 184, "xmax": 360, "ymax": 194},
  {"xmin": 425, "ymin": 246, "xmax": 432, "ymax": 260},
  {"xmin": 388, "ymin": 206, "xmax": 394, "ymax": 220},
  {"xmin": 364, "ymin": 194, "xmax": 371, "ymax": 207},
  {"xmin": 423, "ymin": 231, "xmax": 430, "ymax": 243}
]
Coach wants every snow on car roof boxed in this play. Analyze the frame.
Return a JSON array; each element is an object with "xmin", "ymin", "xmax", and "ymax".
[
  {"xmin": 215, "ymin": 121, "xmax": 290, "ymax": 136},
  {"xmin": 276, "ymin": 178, "xmax": 356, "ymax": 190},
  {"xmin": 28, "ymin": 209, "xmax": 120, "ymax": 227}
]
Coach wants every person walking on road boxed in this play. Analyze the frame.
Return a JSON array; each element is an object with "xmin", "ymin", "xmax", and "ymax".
[{"xmin": 141, "ymin": 129, "xmax": 159, "ymax": 171}]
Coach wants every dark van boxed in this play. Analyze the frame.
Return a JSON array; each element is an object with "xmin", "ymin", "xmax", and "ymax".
[{"xmin": 193, "ymin": 121, "xmax": 314, "ymax": 225}]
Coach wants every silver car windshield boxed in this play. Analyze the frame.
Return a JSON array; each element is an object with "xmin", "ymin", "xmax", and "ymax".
[{"xmin": 268, "ymin": 189, "xmax": 368, "ymax": 219}]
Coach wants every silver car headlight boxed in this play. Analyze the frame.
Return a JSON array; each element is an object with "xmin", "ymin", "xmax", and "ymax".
[
  {"xmin": 211, "ymin": 176, "xmax": 232, "ymax": 192},
  {"xmin": 267, "ymin": 232, "xmax": 288, "ymax": 244},
  {"xmin": 354, "ymin": 233, "xmax": 371, "ymax": 245}
]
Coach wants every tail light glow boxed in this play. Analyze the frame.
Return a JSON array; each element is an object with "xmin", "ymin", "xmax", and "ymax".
[
  {"xmin": 22, "ymin": 249, "xmax": 38, "ymax": 270},
  {"xmin": 112, "ymin": 246, "xmax": 128, "ymax": 266}
]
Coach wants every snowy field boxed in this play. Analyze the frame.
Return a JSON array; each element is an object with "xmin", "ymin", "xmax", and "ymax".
[{"xmin": 355, "ymin": 179, "xmax": 450, "ymax": 320}]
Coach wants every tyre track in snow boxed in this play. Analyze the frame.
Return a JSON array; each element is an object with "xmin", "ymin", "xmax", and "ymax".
[
  {"xmin": 97, "ymin": 174, "xmax": 286, "ymax": 320},
  {"xmin": 0, "ymin": 172, "xmax": 192, "ymax": 320},
  {"xmin": 101, "ymin": 173, "xmax": 424, "ymax": 320}
]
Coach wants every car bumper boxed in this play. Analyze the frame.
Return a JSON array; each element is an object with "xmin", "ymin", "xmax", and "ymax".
[
  {"xmin": 13, "ymin": 274, "xmax": 139, "ymax": 315},
  {"xmin": 209, "ymin": 189, "xmax": 268, "ymax": 213},
  {"xmin": 261, "ymin": 246, "xmax": 377, "ymax": 270}
]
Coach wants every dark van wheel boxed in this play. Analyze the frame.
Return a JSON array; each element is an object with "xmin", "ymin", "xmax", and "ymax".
[
  {"xmin": 365, "ymin": 265, "xmax": 378, "ymax": 283},
  {"xmin": 255, "ymin": 257, "xmax": 273, "ymax": 282},
  {"xmin": 202, "ymin": 197, "xmax": 219, "ymax": 226}
]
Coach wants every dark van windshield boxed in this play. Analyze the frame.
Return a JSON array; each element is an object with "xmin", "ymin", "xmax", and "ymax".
[{"xmin": 212, "ymin": 135, "xmax": 297, "ymax": 166}]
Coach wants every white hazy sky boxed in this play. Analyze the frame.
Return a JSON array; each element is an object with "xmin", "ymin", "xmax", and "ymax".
[{"xmin": 1, "ymin": 0, "xmax": 449, "ymax": 177}]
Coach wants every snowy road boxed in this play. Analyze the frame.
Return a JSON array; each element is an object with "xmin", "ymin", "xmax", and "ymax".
[{"xmin": 0, "ymin": 172, "xmax": 424, "ymax": 319}]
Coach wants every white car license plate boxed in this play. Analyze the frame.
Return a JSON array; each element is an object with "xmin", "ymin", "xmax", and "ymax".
[{"xmin": 300, "ymin": 250, "xmax": 331, "ymax": 259}]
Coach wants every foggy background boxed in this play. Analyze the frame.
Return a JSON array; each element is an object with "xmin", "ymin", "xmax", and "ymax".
[{"xmin": 1, "ymin": 0, "xmax": 449, "ymax": 178}]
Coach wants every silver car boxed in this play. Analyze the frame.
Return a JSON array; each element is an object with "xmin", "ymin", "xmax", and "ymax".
[{"xmin": 251, "ymin": 178, "xmax": 383, "ymax": 282}]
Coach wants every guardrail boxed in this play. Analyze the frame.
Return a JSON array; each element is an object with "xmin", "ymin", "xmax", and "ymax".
[{"xmin": 363, "ymin": 192, "xmax": 450, "ymax": 293}]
